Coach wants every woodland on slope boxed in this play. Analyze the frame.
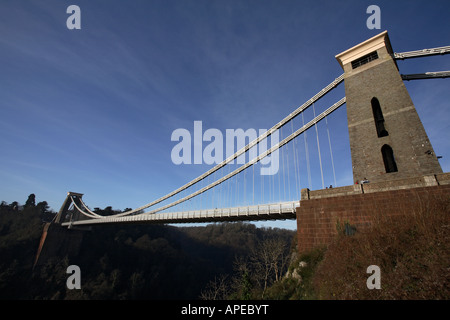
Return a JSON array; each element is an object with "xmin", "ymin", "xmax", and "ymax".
[
  {"xmin": 1, "ymin": 193, "xmax": 448, "ymax": 300},
  {"xmin": 0, "ymin": 194, "xmax": 296, "ymax": 300}
]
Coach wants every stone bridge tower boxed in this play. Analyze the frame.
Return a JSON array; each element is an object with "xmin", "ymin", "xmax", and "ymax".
[{"xmin": 335, "ymin": 31, "xmax": 442, "ymax": 183}]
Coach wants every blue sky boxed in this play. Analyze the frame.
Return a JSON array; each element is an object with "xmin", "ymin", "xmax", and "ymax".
[{"xmin": 0, "ymin": 0, "xmax": 449, "ymax": 230}]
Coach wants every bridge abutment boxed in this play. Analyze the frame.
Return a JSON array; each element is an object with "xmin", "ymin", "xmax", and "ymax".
[{"xmin": 296, "ymin": 173, "xmax": 450, "ymax": 254}]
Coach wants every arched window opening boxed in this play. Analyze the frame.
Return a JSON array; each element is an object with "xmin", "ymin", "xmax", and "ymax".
[
  {"xmin": 372, "ymin": 98, "xmax": 388, "ymax": 137},
  {"xmin": 381, "ymin": 144, "xmax": 398, "ymax": 173}
]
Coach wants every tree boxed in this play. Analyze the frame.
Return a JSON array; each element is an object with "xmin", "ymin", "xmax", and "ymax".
[
  {"xmin": 10, "ymin": 201, "xmax": 19, "ymax": 211},
  {"xmin": 199, "ymin": 274, "xmax": 229, "ymax": 300},
  {"xmin": 250, "ymin": 237, "xmax": 290, "ymax": 298},
  {"xmin": 25, "ymin": 194, "xmax": 36, "ymax": 208},
  {"xmin": 230, "ymin": 256, "xmax": 253, "ymax": 300},
  {"xmin": 36, "ymin": 201, "xmax": 49, "ymax": 213},
  {"xmin": 129, "ymin": 272, "xmax": 145, "ymax": 298}
]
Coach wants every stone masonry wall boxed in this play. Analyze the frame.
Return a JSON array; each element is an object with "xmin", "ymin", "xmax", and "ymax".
[{"xmin": 344, "ymin": 45, "xmax": 442, "ymax": 184}]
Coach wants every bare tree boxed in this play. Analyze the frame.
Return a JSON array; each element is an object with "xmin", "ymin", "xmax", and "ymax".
[
  {"xmin": 250, "ymin": 237, "xmax": 290, "ymax": 298},
  {"xmin": 269, "ymin": 237, "xmax": 290, "ymax": 282},
  {"xmin": 199, "ymin": 274, "xmax": 229, "ymax": 300}
]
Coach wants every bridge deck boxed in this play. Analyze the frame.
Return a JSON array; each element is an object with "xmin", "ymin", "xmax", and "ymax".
[{"xmin": 61, "ymin": 201, "xmax": 299, "ymax": 227}]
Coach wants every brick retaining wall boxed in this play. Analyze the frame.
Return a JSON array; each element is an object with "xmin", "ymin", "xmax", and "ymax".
[{"xmin": 296, "ymin": 174, "xmax": 450, "ymax": 254}]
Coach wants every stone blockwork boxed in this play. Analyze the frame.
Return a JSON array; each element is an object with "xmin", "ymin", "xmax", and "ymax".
[
  {"xmin": 336, "ymin": 31, "xmax": 442, "ymax": 184},
  {"xmin": 296, "ymin": 174, "xmax": 450, "ymax": 254}
]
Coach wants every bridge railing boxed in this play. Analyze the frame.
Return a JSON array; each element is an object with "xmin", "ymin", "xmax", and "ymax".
[{"xmin": 61, "ymin": 201, "xmax": 299, "ymax": 227}]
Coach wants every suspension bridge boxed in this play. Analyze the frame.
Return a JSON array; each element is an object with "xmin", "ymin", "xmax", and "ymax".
[{"xmin": 55, "ymin": 31, "xmax": 449, "ymax": 229}]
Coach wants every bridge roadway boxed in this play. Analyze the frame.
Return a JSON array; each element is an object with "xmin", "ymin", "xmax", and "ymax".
[{"xmin": 61, "ymin": 201, "xmax": 298, "ymax": 227}]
